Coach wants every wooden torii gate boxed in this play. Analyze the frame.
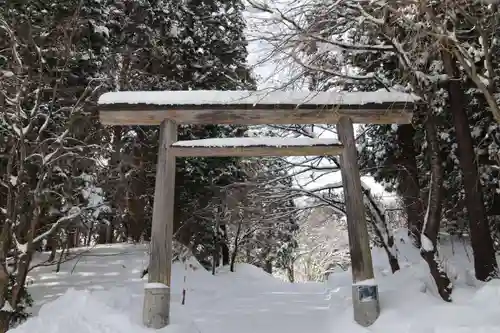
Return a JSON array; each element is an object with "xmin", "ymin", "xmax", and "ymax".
[{"xmin": 98, "ymin": 90, "xmax": 415, "ymax": 329}]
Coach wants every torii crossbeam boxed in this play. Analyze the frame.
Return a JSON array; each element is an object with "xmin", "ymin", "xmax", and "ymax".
[{"xmin": 98, "ymin": 89, "xmax": 416, "ymax": 329}]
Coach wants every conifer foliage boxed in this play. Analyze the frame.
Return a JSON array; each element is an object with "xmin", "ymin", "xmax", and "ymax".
[{"xmin": 0, "ymin": 0, "xmax": 282, "ymax": 330}]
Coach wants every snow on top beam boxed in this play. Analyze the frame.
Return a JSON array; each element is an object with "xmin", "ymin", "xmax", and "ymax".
[
  {"xmin": 170, "ymin": 137, "xmax": 343, "ymax": 157},
  {"xmin": 98, "ymin": 90, "xmax": 416, "ymax": 125}
]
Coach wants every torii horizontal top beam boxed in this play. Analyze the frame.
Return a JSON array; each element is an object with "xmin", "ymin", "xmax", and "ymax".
[
  {"xmin": 170, "ymin": 137, "xmax": 343, "ymax": 157},
  {"xmin": 98, "ymin": 90, "xmax": 417, "ymax": 125}
]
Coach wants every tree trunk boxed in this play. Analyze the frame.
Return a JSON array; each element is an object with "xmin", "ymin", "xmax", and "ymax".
[
  {"xmin": 129, "ymin": 221, "xmax": 143, "ymax": 243},
  {"xmin": 48, "ymin": 245, "xmax": 57, "ymax": 262},
  {"xmin": 245, "ymin": 246, "xmax": 251, "ymax": 263},
  {"xmin": 106, "ymin": 223, "xmax": 114, "ymax": 243},
  {"xmin": 230, "ymin": 222, "xmax": 242, "ymax": 272},
  {"xmin": 46, "ymin": 233, "xmax": 58, "ymax": 262},
  {"xmin": 362, "ymin": 187, "xmax": 400, "ymax": 273},
  {"xmin": 212, "ymin": 203, "xmax": 222, "ymax": 275},
  {"xmin": 0, "ymin": 250, "xmax": 10, "ymax": 333},
  {"xmin": 421, "ymin": 109, "xmax": 452, "ymax": 301},
  {"xmin": 56, "ymin": 242, "xmax": 68, "ymax": 273},
  {"xmin": 0, "ymin": 194, "xmax": 13, "ymax": 333},
  {"xmin": 442, "ymin": 50, "xmax": 499, "ymax": 281},
  {"xmin": 396, "ymin": 125, "xmax": 425, "ymax": 247},
  {"xmin": 74, "ymin": 229, "xmax": 80, "ymax": 247},
  {"xmin": 287, "ymin": 266, "xmax": 295, "ymax": 283},
  {"xmin": 128, "ymin": 196, "xmax": 147, "ymax": 243},
  {"xmin": 67, "ymin": 229, "xmax": 76, "ymax": 249},
  {"xmin": 220, "ymin": 224, "xmax": 230, "ymax": 266},
  {"xmin": 382, "ymin": 240, "xmax": 399, "ymax": 274},
  {"xmin": 264, "ymin": 260, "xmax": 272, "ymax": 274},
  {"xmin": 143, "ymin": 230, "xmax": 151, "ymax": 242},
  {"xmin": 86, "ymin": 221, "xmax": 94, "ymax": 246},
  {"xmin": 0, "ymin": 312, "xmax": 10, "ymax": 333},
  {"xmin": 212, "ymin": 232, "xmax": 219, "ymax": 276},
  {"xmin": 97, "ymin": 223, "xmax": 107, "ymax": 244}
]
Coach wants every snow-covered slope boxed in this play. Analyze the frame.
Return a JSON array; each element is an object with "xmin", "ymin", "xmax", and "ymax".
[
  {"xmin": 325, "ymin": 230, "xmax": 499, "ymax": 332},
  {"xmin": 11, "ymin": 230, "xmax": 500, "ymax": 333},
  {"xmin": 18, "ymin": 244, "xmax": 329, "ymax": 333}
]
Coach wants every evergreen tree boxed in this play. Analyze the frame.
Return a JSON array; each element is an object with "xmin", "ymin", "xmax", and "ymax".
[
  {"xmin": 99, "ymin": 0, "xmax": 256, "ymax": 265},
  {"xmin": 0, "ymin": 0, "xmax": 110, "ymax": 329},
  {"xmin": 302, "ymin": 0, "xmax": 500, "ymax": 281}
]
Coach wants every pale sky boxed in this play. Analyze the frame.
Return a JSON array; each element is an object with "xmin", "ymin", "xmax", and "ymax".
[{"xmin": 243, "ymin": 9, "xmax": 393, "ymax": 199}]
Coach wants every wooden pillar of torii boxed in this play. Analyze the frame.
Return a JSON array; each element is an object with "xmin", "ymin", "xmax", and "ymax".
[{"xmin": 98, "ymin": 90, "xmax": 415, "ymax": 328}]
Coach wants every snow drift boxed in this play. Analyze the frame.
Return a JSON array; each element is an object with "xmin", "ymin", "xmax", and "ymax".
[{"xmin": 11, "ymin": 230, "xmax": 500, "ymax": 333}]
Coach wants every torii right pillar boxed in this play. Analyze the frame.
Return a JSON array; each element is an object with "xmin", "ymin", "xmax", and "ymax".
[{"xmin": 337, "ymin": 116, "xmax": 380, "ymax": 327}]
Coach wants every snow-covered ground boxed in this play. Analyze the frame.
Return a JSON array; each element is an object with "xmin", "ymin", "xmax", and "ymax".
[{"xmin": 11, "ymin": 230, "xmax": 500, "ymax": 333}]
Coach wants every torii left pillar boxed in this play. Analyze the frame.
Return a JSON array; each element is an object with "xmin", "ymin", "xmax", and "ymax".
[{"xmin": 143, "ymin": 120, "xmax": 177, "ymax": 328}]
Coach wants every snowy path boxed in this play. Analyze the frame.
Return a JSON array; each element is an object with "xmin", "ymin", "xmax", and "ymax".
[
  {"xmin": 188, "ymin": 283, "xmax": 330, "ymax": 333},
  {"xmin": 13, "ymin": 236, "xmax": 500, "ymax": 333},
  {"xmin": 23, "ymin": 244, "xmax": 332, "ymax": 333}
]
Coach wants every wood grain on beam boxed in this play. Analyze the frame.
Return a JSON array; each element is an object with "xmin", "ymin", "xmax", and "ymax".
[
  {"xmin": 99, "ymin": 108, "xmax": 413, "ymax": 126},
  {"xmin": 171, "ymin": 144, "xmax": 344, "ymax": 157}
]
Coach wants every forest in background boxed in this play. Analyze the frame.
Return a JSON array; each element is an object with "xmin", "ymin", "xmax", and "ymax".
[{"xmin": 2, "ymin": 0, "xmax": 500, "ymax": 332}]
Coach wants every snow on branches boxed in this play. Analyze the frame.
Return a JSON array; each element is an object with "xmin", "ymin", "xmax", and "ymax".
[{"xmin": 0, "ymin": 9, "xmax": 107, "ymax": 324}]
